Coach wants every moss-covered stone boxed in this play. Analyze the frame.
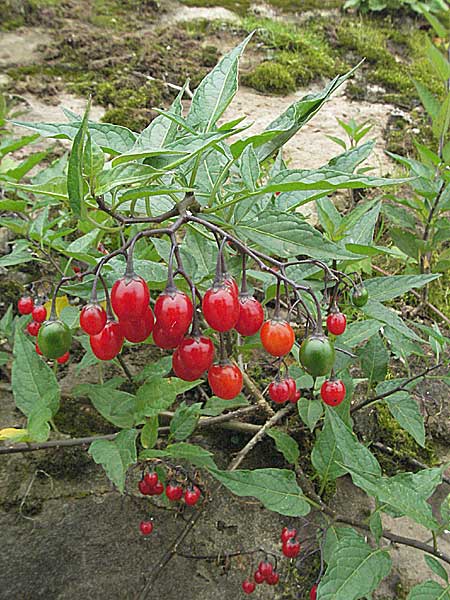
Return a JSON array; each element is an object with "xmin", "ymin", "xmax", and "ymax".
[{"xmin": 242, "ymin": 61, "xmax": 296, "ymax": 95}]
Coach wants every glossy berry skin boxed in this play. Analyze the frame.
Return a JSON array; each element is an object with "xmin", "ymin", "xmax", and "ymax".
[
  {"xmin": 285, "ymin": 377, "xmax": 297, "ymax": 400},
  {"xmin": 282, "ymin": 538, "xmax": 301, "ymax": 558},
  {"xmin": 321, "ymin": 379, "xmax": 346, "ymax": 406},
  {"xmin": 18, "ymin": 296, "xmax": 34, "ymax": 315},
  {"xmin": 291, "ymin": 390, "xmax": 301, "ymax": 404},
  {"xmin": 111, "ymin": 274, "xmax": 150, "ymax": 320},
  {"xmin": 310, "ymin": 584, "xmax": 318, "ymax": 600},
  {"xmin": 153, "ymin": 481, "xmax": 164, "ymax": 495},
  {"xmin": 177, "ymin": 335, "xmax": 214, "ymax": 372},
  {"xmin": 38, "ymin": 320, "xmax": 72, "ymax": 359},
  {"xmin": 268, "ymin": 379, "xmax": 291, "ymax": 404},
  {"xmin": 80, "ymin": 303, "xmax": 107, "ymax": 336},
  {"xmin": 266, "ymin": 572, "xmax": 280, "ymax": 586},
  {"xmin": 90, "ymin": 320, "xmax": 124, "ymax": 361},
  {"xmin": 27, "ymin": 321, "xmax": 41, "ymax": 337},
  {"xmin": 154, "ymin": 290, "xmax": 193, "ymax": 338},
  {"xmin": 326, "ymin": 312, "xmax": 347, "ymax": 336},
  {"xmin": 138, "ymin": 480, "xmax": 151, "ymax": 496},
  {"xmin": 32, "ymin": 305, "xmax": 47, "ymax": 323},
  {"xmin": 57, "ymin": 351, "xmax": 70, "ymax": 364},
  {"xmin": 254, "ymin": 570, "xmax": 265, "ymax": 584},
  {"xmin": 184, "ymin": 486, "xmax": 201, "ymax": 506},
  {"xmin": 352, "ymin": 286, "xmax": 369, "ymax": 307},
  {"xmin": 35, "ymin": 343, "xmax": 43, "ymax": 356},
  {"xmin": 202, "ymin": 285, "xmax": 240, "ymax": 332},
  {"xmin": 260, "ymin": 319, "xmax": 295, "ymax": 357},
  {"xmin": 299, "ymin": 335, "xmax": 335, "ymax": 377},
  {"xmin": 172, "ymin": 350, "xmax": 204, "ymax": 381},
  {"xmin": 139, "ymin": 521, "xmax": 153, "ymax": 536},
  {"xmin": 153, "ymin": 322, "xmax": 184, "ymax": 349},
  {"xmin": 258, "ymin": 561, "xmax": 273, "ymax": 578},
  {"xmin": 281, "ymin": 527, "xmax": 297, "ymax": 544},
  {"xmin": 144, "ymin": 472, "xmax": 158, "ymax": 488},
  {"xmin": 223, "ymin": 274, "xmax": 239, "ymax": 299},
  {"xmin": 242, "ymin": 580, "xmax": 256, "ymax": 594},
  {"xmin": 165, "ymin": 482, "xmax": 183, "ymax": 501},
  {"xmin": 235, "ymin": 295, "xmax": 264, "ymax": 336},
  {"xmin": 120, "ymin": 306, "xmax": 154, "ymax": 343},
  {"xmin": 208, "ymin": 363, "xmax": 243, "ymax": 400}
]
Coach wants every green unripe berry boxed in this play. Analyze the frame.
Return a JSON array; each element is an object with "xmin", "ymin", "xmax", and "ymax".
[
  {"xmin": 37, "ymin": 319, "xmax": 72, "ymax": 359},
  {"xmin": 352, "ymin": 286, "xmax": 369, "ymax": 307},
  {"xmin": 299, "ymin": 335, "xmax": 335, "ymax": 377}
]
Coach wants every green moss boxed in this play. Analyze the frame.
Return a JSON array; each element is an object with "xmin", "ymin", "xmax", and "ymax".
[
  {"xmin": 178, "ymin": 0, "xmax": 341, "ymax": 15},
  {"xmin": 242, "ymin": 61, "xmax": 296, "ymax": 95},
  {"xmin": 54, "ymin": 395, "xmax": 116, "ymax": 437}
]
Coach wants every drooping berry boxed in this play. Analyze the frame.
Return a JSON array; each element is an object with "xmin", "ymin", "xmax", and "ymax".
[
  {"xmin": 153, "ymin": 481, "xmax": 164, "ymax": 495},
  {"xmin": 310, "ymin": 584, "xmax": 318, "ymax": 600},
  {"xmin": 352, "ymin": 285, "xmax": 369, "ymax": 307},
  {"xmin": 37, "ymin": 320, "xmax": 72, "ymax": 359},
  {"xmin": 154, "ymin": 289, "xmax": 193, "ymax": 339},
  {"xmin": 165, "ymin": 482, "xmax": 183, "ymax": 501},
  {"xmin": 242, "ymin": 580, "xmax": 256, "ymax": 594},
  {"xmin": 208, "ymin": 362, "xmax": 243, "ymax": 400},
  {"xmin": 177, "ymin": 335, "xmax": 214, "ymax": 373},
  {"xmin": 282, "ymin": 537, "xmax": 301, "ymax": 558},
  {"xmin": 268, "ymin": 379, "xmax": 291, "ymax": 404},
  {"xmin": 144, "ymin": 471, "xmax": 158, "ymax": 488},
  {"xmin": 32, "ymin": 304, "xmax": 47, "ymax": 323},
  {"xmin": 80, "ymin": 303, "xmax": 107, "ymax": 336},
  {"xmin": 120, "ymin": 306, "xmax": 154, "ymax": 343},
  {"xmin": 285, "ymin": 376, "xmax": 297, "ymax": 401},
  {"xmin": 326, "ymin": 311, "xmax": 347, "ymax": 336},
  {"xmin": 291, "ymin": 390, "xmax": 301, "ymax": 403},
  {"xmin": 138, "ymin": 479, "xmax": 152, "ymax": 496},
  {"xmin": 57, "ymin": 351, "xmax": 70, "ymax": 364},
  {"xmin": 281, "ymin": 527, "xmax": 297, "ymax": 544},
  {"xmin": 152, "ymin": 322, "xmax": 184, "ymax": 349},
  {"xmin": 254, "ymin": 570, "xmax": 265, "ymax": 584},
  {"xmin": 235, "ymin": 295, "xmax": 264, "ymax": 337},
  {"xmin": 111, "ymin": 274, "xmax": 150, "ymax": 320},
  {"xmin": 27, "ymin": 321, "xmax": 41, "ymax": 337},
  {"xmin": 139, "ymin": 520, "xmax": 153, "ymax": 535},
  {"xmin": 257, "ymin": 561, "xmax": 273, "ymax": 578},
  {"xmin": 202, "ymin": 284, "xmax": 240, "ymax": 332},
  {"xmin": 184, "ymin": 485, "xmax": 201, "ymax": 506},
  {"xmin": 260, "ymin": 319, "xmax": 295, "ymax": 357},
  {"xmin": 18, "ymin": 296, "xmax": 34, "ymax": 315},
  {"xmin": 299, "ymin": 335, "xmax": 335, "ymax": 377},
  {"xmin": 90, "ymin": 320, "xmax": 124, "ymax": 360},
  {"xmin": 172, "ymin": 349, "xmax": 204, "ymax": 381},
  {"xmin": 320, "ymin": 378, "xmax": 346, "ymax": 406},
  {"xmin": 266, "ymin": 572, "xmax": 280, "ymax": 585},
  {"xmin": 223, "ymin": 273, "xmax": 239, "ymax": 299}
]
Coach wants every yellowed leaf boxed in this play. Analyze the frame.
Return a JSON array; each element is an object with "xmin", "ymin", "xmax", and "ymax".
[
  {"xmin": 0, "ymin": 427, "xmax": 29, "ymax": 442},
  {"xmin": 43, "ymin": 295, "xmax": 69, "ymax": 318}
]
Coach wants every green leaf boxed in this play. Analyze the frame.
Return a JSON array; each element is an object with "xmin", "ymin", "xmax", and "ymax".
[
  {"xmin": 27, "ymin": 404, "xmax": 52, "ymax": 442},
  {"xmin": 266, "ymin": 429, "xmax": 300, "ymax": 464},
  {"xmin": 298, "ymin": 398, "xmax": 323, "ymax": 432},
  {"xmin": 169, "ymin": 402, "xmax": 202, "ymax": 441},
  {"xmin": 369, "ymin": 510, "xmax": 383, "ymax": 543},
  {"xmin": 441, "ymin": 493, "xmax": 450, "ymax": 527},
  {"xmin": 136, "ymin": 377, "xmax": 201, "ymax": 418},
  {"xmin": 209, "ymin": 468, "xmax": 310, "ymax": 517},
  {"xmin": 0, "ymin": 240, "xmax": 33, "ymax": 267},
  {"xmin": 89, "ymin": 429, "xmax": 138, "ymax": 492},
  {"xmin": 187, "ymin": 34, "xmax": 253, "ymax": 132},
  {"xmin": 140, "ymin": 442, "xmax": 217, "ymax": 469},
  {"xmin": 141, "ymin": 416, "xmax": 158, "ymax": 449},
  {"xmin": 424, "ymin": 555, "xmax": 449, "ymax": 583},
  {"xmin": 362, "ymin": 301, "xmax": 422, "ymax": 342},
  {"xmin": 311, "ymin": 417, "xmax": 347, "ymax": 483},
  {"xmin": 407, "ymin": 580, "xmax": 450, "ymax": 599},
  {"xmin": 83, "ymin": 135, "xmax": 105, "ymax": 183},
  {"xmin": 67, "ymin": 101, "xmax": 90, "ymax": 216},
  {"xmin": 74, "ymin": 382, "xmax": 137, "ymax": 428},
  {"xmin": 385, "ymin": 392, "xmax": 425, "ymax": 447},
  {"xmin": 318, "ymin": 529, "xmax": 391, "ymax": 600},
  {"xmin": 95, "ymin": 163, "xmax": 162, "ymax": 195},
  {"xmin": 133, "ymin": 356, "xmax": 172, "ymax": 383},
  {"xmin": 239, "ymin": 144, "xmax": 260, "ymax": 191},
  {"xmin": 426, "ymin": 38, "xmax": 450, "ymax": 82},
  {"xmin": 413, "ymin": 79, "xmax": 440, "ymax": 121},
  {"xmin": 363, "ymin": 274, "xmax": 440, "ymax": 302},
  {"xmin": 201, "ymin": 395, "xmax": 249, "ymax": 416},
  {"xmin": 339, "ymin": 320, "xmax": 381, "ymax": 348},
  {"xmin": 433, "ymin": 91, "xmax": 450, "ymax": 141},
  {"xmin": 357, "ymin": 333, "xmax": 389, "ymax": 385}
]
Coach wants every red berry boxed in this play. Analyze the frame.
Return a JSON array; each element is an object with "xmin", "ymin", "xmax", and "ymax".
[
  {"xmin": 57, "ymin": 351, "xmax": 70, "ymax": 364},
  {"xmin": 260, "ymin": 319, "xmax": 295, "ymax": 357},
  {"xmin": 320, "ymin": 379, "xmax": 346, "ymax": 406},
  {"xmin": 144, "ymin": 472, "xmax": 158, "ymax": 488},
  {"xmin": 177, "ymin": 335, "xmax": 214, "ymax": 372},
  {"xmin": 208, "ymin": 362, "xmax": 243, "ymax": 400},
  {"xmin": 139, "ymin": 520, "xmax": 153, "ymax": 535},
  {"xmin": 223, "ymin": 274, "xmax": 239, "ymax": 298},
  {"xmin": 268, "ymin": 379, "xmax": 291, "ymax": 404},
  {"xmin": 291, "ymin": 390, "xmax": 301, "ymax": 404},
  {"xmin": 266, "ymin": 572, "xmax": 279, "ymax": 585},
  {"xmin": 242, "ymin": 580, "xmax": 256, "ymax": 594},
  {"xmin": 254, "ymin": 570, "xmax": 265, "ymax": 584},
  {"xmin": 326, "ymin": 312, "xmax": 347, "ymax": 336},
  {"xmin": 153, "ymin": 481, "xmax": 164, "ymax": 495},
  {"xmin": 282, "ymin": 538, "xmax": 301, "ymax": 558},
  {"xmin": 18, "ymin": 296, "xmax": 34, "ymax": 315},
  {"xmin": 154, "ymin": 289, "xmax": 193, "ymax": 339},
  {"xmin": 257, "ymin": 561, "xmax": 273, "ymax": 578},
  {"xmin": 285, "ymin": 376, "xmax": 297, "ymax": 401},
  {"xmin": 165, "ymin": 482, "xmax": 183, "ymax": 501},
  {"xmin": 281, "ymin": 527, "xmax": 297, "ymax": 544},
  {"xmin": 172, "ymin": 349, "xmax": 204, "ymax": 381},
  {"xmin": 80, "ymin": 303, "xmax": 107, "ymax": 336},
  {"xmin": 152, "ymin": 322, "xmax": 184, "ymax": 349},
  {"xmin": 184, "ymin": 485, "xmax": 201, "ymax": 506},
  {"xmin": 138, "ymin": 479, "xmax": 152, "ymax": 495},
  {"xmin": 235, "ymin": 295, "xmax": 264, "ymax": 336},
  {"xmin": 310, "ymin": 584, "xmax": 318, "ymax": 600},
  {"xmin": 120, "ymin": 306, "xmax": 154, "ymax": 343},
  {"xmin": 27, "ymin": 321, "xmax": 41, "ymax": 337},
  {"xmin": 32, "ymin": 305, "xmax": 47, "ymax": 323},
  {"xmin": 90, "ymin": 320, "xmax": 124, "ymax": 360},
  {"xmin": 111, "ymin": 274, "xmax": 150, "ymax": 320},
  {"xmin": 35, "ymin": 343, "xmax": 43, "ymax": 355},
  {"xmin": 202, "ymin": 284, "xmax": 240, "ymax": 332}
]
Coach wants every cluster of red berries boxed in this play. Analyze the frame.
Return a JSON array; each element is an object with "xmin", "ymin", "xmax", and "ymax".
[
  {"xmin": 138, "ymin": 470, "xmax": 201, "ymax": 505},
  {"xmin": 281, "ymin": 526, "xmax": 301, "ymax": 558},
  {"xmin": 268, "ymin": 375, "xmax": 301, "ymax": 404},
  {"xmin": 18, "ymin": 296, "xmax": 70, "ymax": 364},
  {"xmin": 242, "ymin": 559, "xmax": 280, "ymax": 594}
]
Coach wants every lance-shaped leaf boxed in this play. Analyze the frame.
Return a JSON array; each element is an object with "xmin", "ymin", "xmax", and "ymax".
[
  {"xmin": 363, "ymin": 274, "xmax": 441, "ymax": 302},
  {"xmin": 384, "ymin": 391, "xmax": 425, "ymax": 447},
  {"xmin": 89, "ymin": 429, "xmax": 138, "ymax": 492},
  {"xmin": 67, "ymin": 100, "xmax": 90, "ymax": 216},
  {"xmin": 75, "ymin": 382, "xmax": 138, "ymax": 429},
  {"xmin": 407, "ymin": 580, "xmax": 450, "ymax": 599}
]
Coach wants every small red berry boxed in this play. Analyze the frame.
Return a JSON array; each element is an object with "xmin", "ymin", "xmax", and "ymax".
[
  {"xmin": 257, "ymin": 561, "xmax": 273, "ymax": 578},
  {"xmin": 291, "ymin": 390, "xmax": 301, "ymax": 403},
  {"xmin": 57, "ymin": 351, "xmax": 70, "ymax": 364},
  {"xmin": 35, "ymin": 343, "xmax": 43, "ymax": 355},
  {"xmin": 172, "ymin": 349, "xmax": 204, "ymax": 381},
  {"xmin": 285, "ymin": 376, "xmax": 297, "ymax": 401},
  {"xmin": 139, "ymin": 520, "xmax": 153, "ymax": 535},
  {"xmin": 111, "ymin": 274, "xmax": 150, "ymax": 320},
  {"xmin": 27, "ymin": 321, "xmax": 41, "ymax": 337},
  {"xmin": 242, "ymin": 580, "xmax": 256, "ymax": 594},
  {"xmin": 282, "ymin": 538, "xmax": 301, "ymax": 558},
  {"xmin": 235, "ymin": 295, "xmax": 264, "ymax": 337},
  {"xmin": 165, "ymin": 482, "xmax": 183, "ymax": 501},
  {"xmin": 120, "ymin": 306, "xmax": 154, "ymax": 343},
  {"xmin": 281, "ymin": 527, "xmax": 297, "ymax": 544},
  {"xmin": 320, "ymin": 379, "xmax": 346, "ymax": 407},
  {"xmin": 326, "ymin": 312, "xmax": 347, "ymax": 336},
  {"xmin": 138, "ymin": 479, "xmax": 151, "ymax": 496},
  {"xmin": 154, "ymin": 289, "xmax": 193, "ymax": 339},
  {"xmin": 144, "ymin": 472, "xmax": 158, "ymax": 488},
  {"xmin": 177, "ymin": 335, "xmax": 214, "ymax": 372},
  {"xmin": 90, "ymin": 319, "xmax": 124, "ymax": 360},
  {"xmin": 208, "ymin": 362, "xmax": 243, "ymax": 400},
  {"xmin": 310, "ymin": 584, "xmax": 318, "ymax": 600},
  {"xmin": 80, "ymin": 303, "xmax": 107, "ymax": 336},
  {"xmin": 260, "ymin": 319, "xmax": 295, "ymax": 357},
  {"xmin": 153, "ymin": 481, "xmax": 164, "ymax": 495},
  {"xmin": 202, "ymin": 284, "xmax": 240, "ymax": 332},
  {"xmin": 184, "ymin": 486, "xmax": 201, "ymax": 506},
  {"xmin": 32, "ymin": 305, "xmax": 47, "ymax": 323},
  {"xmin": 254, "ymin": 570, "xmax": 265, "ymax": 584},
  {"xmin": 266, "ymin": 572, "xmax": 280, "ymax": 585},
  {"xmin": 223, "ymin": 274, "xmax": 239, "ymax": 298},
  {"xmin": 268, "ymin": 379, "xmax": 291, "ymax": 404},
  {"xmin": 152, "ymin": 322, "xmax": 184, "ymax": 349},
  {"xmin": 18, "ymin": 296, "xmax": 34, "ymax": 315}
]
